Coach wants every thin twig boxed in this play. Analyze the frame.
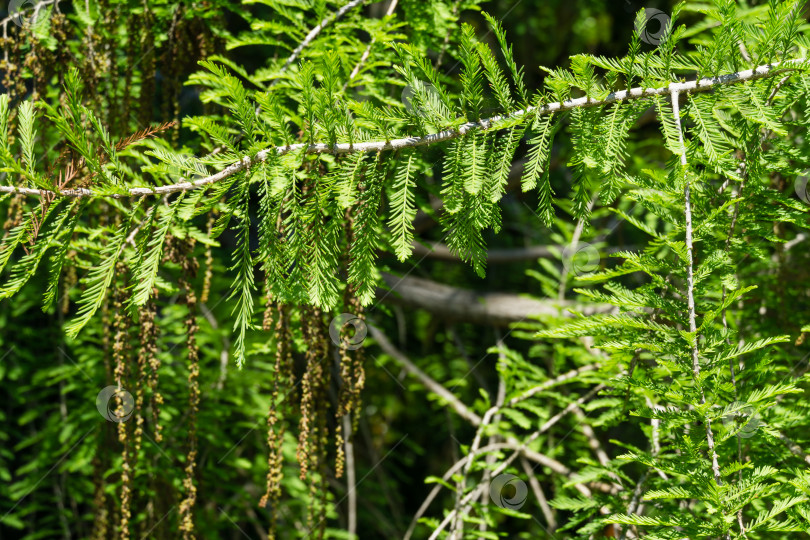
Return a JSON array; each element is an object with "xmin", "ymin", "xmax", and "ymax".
[
  {"xmin": 572, "ymin": 406, "xmax": 623, "ymax": 492},
  {"xmin": 342, "ymin": 415, "xmax": 357, "ymax": 539},
  {"xmin": 448, "ymin": 380, "xmax": 605, "ymax": 539},
  {"xmin": 426, "ymin": 435, "xmax": 611, "ymax": 540},
  {"xmin": 434, "ymin": 0, "xmax": 462, "ymax": 70},
  {"xmin": 558, "ymin": 195, "xmax": 597, "ymax": 301},
  {"xmin": 405, "ymin": 441, "xmax": 587, "ymax": 540},
  {"xmin": 198, "ymin": 302, "xmax": 231, "ymax": 391},
  {"xmin": 519, "ymin": 456, "xmax": 556, "ymax": 532},
  {"xmin": 774, "ymin": 428, "xmax": 810, "ymax": 466},
  {"xmin": 269, "ymin": 0, "xmax": 369, "ymax": 88},
  {"xmin": 343, "ymin": 0, "xmax": 399, "ymax": 89},
  {"xmin": 369, "ymin": 325, "xmax": 482, "ymax": 425},
  {"xmin": 671, "ymin": 90, "xmax": 728, "ymax": 539},
  {"xmin": 400, "ymin": 371, "xmax": 604, "ymax": 540},
  {"xmin": 477, "ymin": 336, "xmax": 506, "ymax": 537}
]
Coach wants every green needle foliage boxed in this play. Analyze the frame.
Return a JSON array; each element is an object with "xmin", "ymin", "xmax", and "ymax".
[{"xmin": 1, "ymin": 0, "xmax": 810, "ymax": 538}]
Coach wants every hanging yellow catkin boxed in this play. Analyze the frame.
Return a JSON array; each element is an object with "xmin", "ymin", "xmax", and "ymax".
[
  {"xmin": 138, "ymin": 4, "xmax": 156, "ymax": 129},
  {"xmin": 112, "ymin": 263, "xmax": 133, "ymax": 540},
  {"xmin": 334, "ymin": 340, "xmax": 350, "ymax": 480},
  {"xmin": 260, "ymin": 300, "xmax": 293, "ymax": 540},
  {"xmin": 2, "ymin": 27, "xmax": 25, "ymax": 107},
  {"xmin": 297, "ymin": 308, "xmax": 332, "ymax": 537},
  {"xmin": 297, "ymin": 309, "xmax": 317, "ymax": 483},
  {"xmin": 2, "ymin": 194, "xmax": 22, "ymax": 233},
  {"xmin": 315, "ymin": 313, "xmax": 331, "ymax": 540},
  {"xmin": 348, "ymin": 211, "xmax": 366, "ymax": 432},
  {"xmin": 133, "ymin": 298, "xmax": 157, "ymax": 464},
  {"xmin": 200, "ymin": 214, "xmax": 214, "ymax": 305},
  {"xmin": 334, "ymin": 208, "xmax": 356, "ymax": 479},
  {"xmin": 177, "ymin": 239, "xmax": 200, "ymax": 540},
  {"xmin": 348, "ymin": 294, "xmax": 366, "ymax": 436},
  {"xmin": 61, "ymin": 251, "xmax": 77, "ymax": 315},
  {"xmin": 145, "ymin": 298, "xmax": 164, "ymax": 443},
  {"xmin": 92, "ymin": 293, "xmax": 114, "ymax": 540},
  {"xmin": 23, "ymin": 31, "xmax": 44, "ymax": 102},
  {"xmin": 139, "ymin": 295, "xmax": 160, "ymax": 439},
  {"xmin": 90, "ymin": 454, "xmax": 110, "ymax": 540}
]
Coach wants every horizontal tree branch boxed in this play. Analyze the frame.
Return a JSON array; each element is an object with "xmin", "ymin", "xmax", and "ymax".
[
  {"xmin": 2, "ymin": 60, "xmax": 804, "ymax": 199},
  {"xmin": 411, "ymin": 241, "xmax": 554, "ymax": 263},
  {"xmin": 410, "ymin": 240, "xmax": 636, "ymax": 264},
  {"xmin": 377, "ymin": 272, "xmax": 615, "ymax": 325}
]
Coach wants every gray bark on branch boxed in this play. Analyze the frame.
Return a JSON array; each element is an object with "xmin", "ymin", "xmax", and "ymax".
[{"xmin": 377, "ymin": 272, "xmax": 615, "ymax": 325}]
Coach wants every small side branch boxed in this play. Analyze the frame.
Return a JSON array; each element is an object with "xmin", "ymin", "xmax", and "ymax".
[
  {"xmin": 368, "ymin": 325, "xmax": 482, "ymax": 425},
  {"xmin": 344, "ymin": 0, "xmax": 399, "ymax": 88},
  {"xmin": 671, "ymin": 90, "xmax": 725, "ymax": 496},
  {"xmin": 270, "ymin": 0, "xmax": 369, "ymax": 87}
]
